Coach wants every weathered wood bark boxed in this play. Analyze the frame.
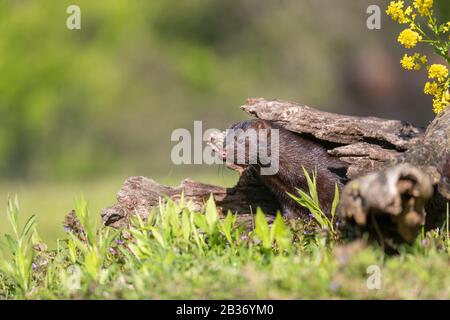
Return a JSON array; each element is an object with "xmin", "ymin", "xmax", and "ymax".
[
  {"xmin": 339, "ymin": 164, "xmax": 433, "ymax": 246},
  {"xmin": 102, "ymin": 168, "xmax": 278, "ymax": 228},
  {"xmin": 241, "ymin": 98, "xmax": 423, "ymax": 149},
  {"xmin": 101, "ymin": 98, "xmax": 449, "ymax": 245},
  {"xmin": 398, "ymin": 107, "xmax": 450, "ymax": 182}
]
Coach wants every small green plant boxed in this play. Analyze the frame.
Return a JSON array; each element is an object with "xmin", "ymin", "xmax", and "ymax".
[
  {"xmin": 0, "ymin": 196, "xmax": 37, "ymax": 297},
  {"xmin": 64, "ymin": 197, "xmax": 118, "ymax": 282},
  {"xmin": 127, "ymin": 194, "xmax": 239, "ymax": 257},
  {"xmin": 287, "ymin": 167, "xmax": 339, "ymax": 239},
  {"xmin": 253, "ymin": 208, "xmax": 292, "ymax": 253},
  {"xmin": 127, "ymin": 194, "xmax": 291, "ymax": 259}
]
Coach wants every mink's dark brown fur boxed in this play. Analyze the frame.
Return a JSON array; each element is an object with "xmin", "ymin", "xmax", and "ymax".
[{"xmin": 223, "ymin": 119, "xmax": 348, "ymax": 218}]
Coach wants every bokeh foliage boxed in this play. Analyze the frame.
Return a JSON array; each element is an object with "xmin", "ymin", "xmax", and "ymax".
[{"xmin": 0, "ymin": 0, "xmax": 448, "ymax": 180}]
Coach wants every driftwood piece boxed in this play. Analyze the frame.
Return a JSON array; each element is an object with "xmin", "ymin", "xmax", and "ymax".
[{"xmin": 101, "ymin": 98, "xmax": 449, "ymax": 245}]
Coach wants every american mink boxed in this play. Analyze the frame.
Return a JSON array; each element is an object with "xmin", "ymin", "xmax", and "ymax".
[{"xmin": 221, "ymin": 119, "xmax": 348, "ymax": 218}]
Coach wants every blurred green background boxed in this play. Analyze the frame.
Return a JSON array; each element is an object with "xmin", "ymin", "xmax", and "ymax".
[{"xmin": 0, "ymin": 0, "xmax": 449, "ymax": 243}]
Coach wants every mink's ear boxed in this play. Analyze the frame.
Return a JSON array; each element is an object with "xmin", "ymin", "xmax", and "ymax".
[
  {"xmin": 253, "ymin": 120, "xmax": 269, "ymax": 130},
  {"xmin": 438, "ymin": 154, "xmax": 450, "ymax": 174},
  {"xmin": 253, "ymin": 120, "xmax": 272, "ymax": 140}
]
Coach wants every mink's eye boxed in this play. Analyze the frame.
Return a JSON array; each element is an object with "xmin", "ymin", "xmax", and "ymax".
[{"xmin": 443, "ymin": 176, "xmax": 450, "ymax": 185}]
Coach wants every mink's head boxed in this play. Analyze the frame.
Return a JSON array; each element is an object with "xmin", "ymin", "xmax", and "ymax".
[
  {"xmin": 437, "ymin": 154, "xmax": 450, "ymax": 200},
  {"xmin": 222, "ymin": 119, "xmax": 276, "ymax": 168}
]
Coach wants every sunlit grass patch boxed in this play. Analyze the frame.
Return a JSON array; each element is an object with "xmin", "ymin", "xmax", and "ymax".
[{"xmin": 0, "ymin": 194, "xmax": 449, "ymax": 299}]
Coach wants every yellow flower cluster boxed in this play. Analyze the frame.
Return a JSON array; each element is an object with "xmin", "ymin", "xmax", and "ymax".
[
  {"xmin": 424, "ymin": 64, "xmax": 449, "ymax": 114},
  {"xmin": 428, "ymin": 64, "xmax": 449, "ymax": 82},
  {"xmin": 397, "ymin": 28, "xmax": 422, "ymax": 48},
  {"xmin": 387, "ymin": 0, "xmax": 449, "ymax": 114},
  {"xmin": 413, "ymin": 0, "xmax": 433, "ymax": 16},
  {"xmin": 424, "ymin": 81, "xmax": 449, "ymax": 114},
  {"xmin": 428, "ymin": 88, "xmax": 449, "ymax": 114},
  {"xmin": 424, "ymin": 81, "xmax": 439, "ymax": 95},
  {"xmin": 442, "ymin": 22, "xmax": 450, "ymax": 39},
  {"xmin": 386, "ymin": 1, "xmax": 413, "ymax": 24},
  {"xmin": 400, "ymin": 53, "xmax": 427, "ymax": 70}
]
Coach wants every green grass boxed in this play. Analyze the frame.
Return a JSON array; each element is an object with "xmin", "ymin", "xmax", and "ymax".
[
  {"xmin": 0, "ymin": 172, "xmax": 238, "ymax": 246},
  {"xmin": 288, "ymin": 167, "xmax": 340, "ymax": 239},
  {"xmin": 0, "ymin": 178, "xmax": 120, "ymax": 247},
  {"xmin": 0, "ymin": 174, "xmax": 449, "ymax": 299}
]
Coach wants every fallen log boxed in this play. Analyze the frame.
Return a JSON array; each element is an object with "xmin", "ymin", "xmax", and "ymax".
[
  {"xmin": 101, "ymin": 98, "xmax": 449, "ymax": 245},
  {"xmin": 240, "ymin": 99, "xmax": 448, "ymax": 244}
]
